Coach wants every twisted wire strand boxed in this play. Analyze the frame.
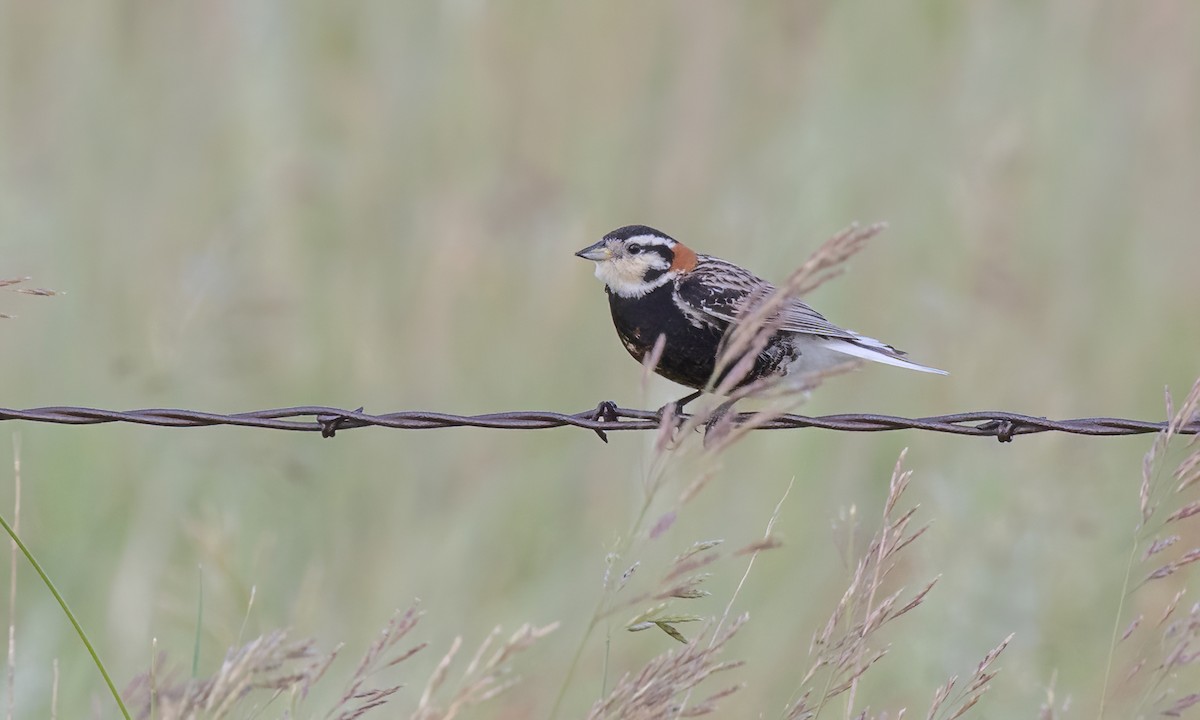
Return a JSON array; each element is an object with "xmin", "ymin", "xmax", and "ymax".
[{"xmin": 1, "ymin": 404, "xmax": 1196, "ymax": 443}]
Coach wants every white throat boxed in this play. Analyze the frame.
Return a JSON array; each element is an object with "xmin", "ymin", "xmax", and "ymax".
[{"xmin": 595, "ymin": 262, "xmax": 673, "ymax": 298}]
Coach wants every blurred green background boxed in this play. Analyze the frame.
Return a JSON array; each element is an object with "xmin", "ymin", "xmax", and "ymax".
[{"xmin": 2, "ymin": 1, "xmax": 1199, "ymax": 717}]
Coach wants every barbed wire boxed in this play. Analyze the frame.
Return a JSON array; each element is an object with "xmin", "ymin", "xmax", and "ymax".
[{"xmin": 1, "ymin": 403, "xmax": 1197, "ymax": 443}]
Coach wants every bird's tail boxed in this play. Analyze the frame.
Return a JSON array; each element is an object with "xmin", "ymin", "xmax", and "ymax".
[{"xmin": 819, "ymin": 337, "xmax": 948, "ymax": 375}]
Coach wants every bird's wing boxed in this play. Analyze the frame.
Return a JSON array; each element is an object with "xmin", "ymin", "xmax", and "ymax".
[
  {"xmin": 677, "ymin": 257, "xmax": 860, "ymax": 341},
  {"xmin": 773, "ymin": 298, "xmax": 862, "ymax": 340}
]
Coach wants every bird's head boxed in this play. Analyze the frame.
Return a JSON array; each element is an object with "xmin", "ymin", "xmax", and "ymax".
[{"xmin": 575, "ymin": 225, "xmax": 698, "ymax": 298}]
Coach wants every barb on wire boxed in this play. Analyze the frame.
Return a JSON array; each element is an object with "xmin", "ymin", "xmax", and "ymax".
[{"xmin": 0, "ymin": 403, "xmax": 1197, "ymax": 444}]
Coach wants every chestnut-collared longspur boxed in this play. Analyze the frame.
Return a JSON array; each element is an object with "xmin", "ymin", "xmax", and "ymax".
[{"xmin": 576, "ymin": 225, "xmax": 945, "ymax": 408}]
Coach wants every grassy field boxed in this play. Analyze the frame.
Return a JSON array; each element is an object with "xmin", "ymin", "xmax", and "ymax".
[{"xmin": 2, "ymin": 2, "xmax": 1200, "ymax": 717}]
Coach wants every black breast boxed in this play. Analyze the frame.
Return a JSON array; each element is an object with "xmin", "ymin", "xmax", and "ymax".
[
  {"xmin": 606, "ymin": 283, "xmax": 799, "ymax": 390},
  {"xmin": 607, "ymin": 283, "xmax": 776, "ymax": 390}
]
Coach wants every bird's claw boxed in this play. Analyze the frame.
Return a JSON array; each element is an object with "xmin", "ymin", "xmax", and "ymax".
[
  {"xmin": 653, "ymin": 401, "xmax": 684, "ymax": 424},
  {"xmin": 653, "ymin": 390, "xmax": 703, "ymax": 426}
]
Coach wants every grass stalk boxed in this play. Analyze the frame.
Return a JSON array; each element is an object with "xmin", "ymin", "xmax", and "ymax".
[{"xmin": 0, "ymin": 510, "xmax": 131, "ymax": 719}]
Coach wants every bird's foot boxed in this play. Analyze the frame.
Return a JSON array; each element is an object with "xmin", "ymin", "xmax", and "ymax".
[
  {"xmin": 653, "ymin": 390, "xmax": 704, "ymax": 425},
  {"xmin": 653, "ymin": 402, "xmax": 682, "ymax": 426}
]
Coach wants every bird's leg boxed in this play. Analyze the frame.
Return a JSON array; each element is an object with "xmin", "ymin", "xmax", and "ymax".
[{"xmin": 655, "ymin": 389, "xmax": 703, "ymax": 423}]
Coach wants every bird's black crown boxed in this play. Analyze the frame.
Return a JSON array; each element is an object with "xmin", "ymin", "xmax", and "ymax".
[{"xmin": 603, "ymin": 225, "xmax": 675, "ymax": 243}]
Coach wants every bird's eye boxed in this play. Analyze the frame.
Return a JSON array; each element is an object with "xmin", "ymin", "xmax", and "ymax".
[{"xmin": 627, "ymin": 244, "xmax": 643, "ymax": 255}]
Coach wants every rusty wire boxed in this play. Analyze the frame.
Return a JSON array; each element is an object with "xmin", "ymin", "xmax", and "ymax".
[{"xmin": 0, "ymin": 403, "xmax": 1197, "ymax": 443}]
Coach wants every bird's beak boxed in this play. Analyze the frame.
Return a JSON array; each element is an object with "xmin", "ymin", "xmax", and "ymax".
[{"xmin": 574, "ymin": 240, "xmax": 611, "ymax": 262}]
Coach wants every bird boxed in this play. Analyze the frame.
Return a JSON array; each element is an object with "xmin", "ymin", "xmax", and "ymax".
[{"xmin": 575, "ymin": 224, "xmax": 946, "ymax": 413}]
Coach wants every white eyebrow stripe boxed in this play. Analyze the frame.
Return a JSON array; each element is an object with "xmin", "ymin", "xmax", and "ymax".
[{"xmin": 626, "ymin": 234, "xmax": 674, "ymax": 247}]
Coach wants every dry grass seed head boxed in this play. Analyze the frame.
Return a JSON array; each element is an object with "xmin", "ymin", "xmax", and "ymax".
[
  {"xmin": 710, "ymin": 222, "xmax": 885, "ymax": 390},
  {"xmin": 0, "ymin": 277, "xmax": 61, "ymax": 296},
  {"xmin": 925, "ymin": 634, "xmax": 1012, "ymax": 720},
  {"xmin": 1159, "ymin": 590, "xmax": 1188, "ymax": 628},
  {"xmin": 657, "ymin": 224, "xmax": 883, "ymax": 457},
  {"xmin": 642, "ymin": 333, "xmax": 668, "ymax": 395},
  {"xmin": 0, "ymin": 276, "xmax": 60, "ymax": 319},
  {"xmin": 1163, "ymin": 693, "xmax": 1200, "ymax": 716},
  {"xmin": 1111, "ymin": 376, "xmax": 1200, "ymax": 716},
  {"xmin": 646, "ymin": 227, "xmax": 886, "ymax": 520},
  {"xmin": 412, "ymin": 622, "xmax": 557, "ymax": 720},
  {"xmin": 124, "ymin": 604, "xmax": 554, "ymax": 720},
  {"xmin": 788, "ymin": 451, "xmax": 956, "ymax": 719},
  {"xmin": 1176, "ymin": 449, "xmax": 1200, "ymax": 492},
  {"xmin": 125, "ymin": 631, "xmax": 326, "ymax": 720},
  {"xmin": 331, "ymin": 605, "xmax": 425, "ymax": 717},
  {"xmin": 1145, "ymin": 536, "xmax": 1181, "ymax": 561},
  {"xmin": 588, "ymin": 615, "xmax": 748, "ymax": 720},
  {"xmin": 1137, "ymin": 381, "xmax": 1200, "ymax": 588},
  {"xmin": 1144, "ymin": 379, "xmax": 1200, "ymax": 525}
]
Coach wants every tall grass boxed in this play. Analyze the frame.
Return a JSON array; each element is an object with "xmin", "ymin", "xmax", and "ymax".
[
  {"xmin": 121, "ymin": 604, "xmax": 556, "ymax": 720},
  {"xmin": 1098, "ymin": 379, "xmax": 1200, "ymax": 717},
  {"xmin": 5, "ymin": 325, "xmax": 1199, "ymax": 717}
]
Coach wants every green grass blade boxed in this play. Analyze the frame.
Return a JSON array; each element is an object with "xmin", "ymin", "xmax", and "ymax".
[{"xmin": 0, "ymin": 511, "xmax": 131, "ymax": 720}]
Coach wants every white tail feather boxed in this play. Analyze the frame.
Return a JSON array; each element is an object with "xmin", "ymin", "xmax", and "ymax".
[{"xmin": 818, "ymin": 338, "xmax": 948, "ymax": 375}]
